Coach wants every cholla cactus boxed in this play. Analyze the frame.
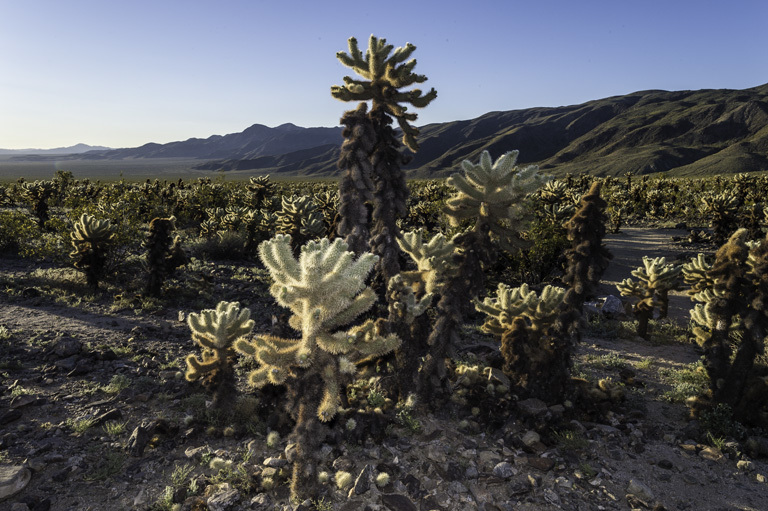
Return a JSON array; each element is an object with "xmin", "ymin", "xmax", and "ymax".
[
  {"xmin": 336, "ymin": 103, "xmax": 375, "ymax": 255},
  {"xmin": 275, "ymin": 196, "xmax": 325, "ymax": 251},
  {"xmin": 701, "ymin": 192, "xmax": 739, "ymax": 244},
  {"xmin": 397, "ymin": 229, "xmax": 456, "ymax": 294},
  {"xmin": 617, "ymin": 256, "xmax": 681, "ymax": 337},
  {"xmin": 444, "ymin": 150, "xmax": 550, "ymax": 251},
  {"xmin": 332, "ymin": 34, "xmax": 437, "ymax": 306},
  {"xmin": 234, "ymin": 235, "xmax": 400, "ymax": 500},
  {"xmin": 682, "ymin": 253, "xmax": 715, "ymax": 299},
  {"xmin": 20, "ymin": 180, "xmax": 56, "ymax": 228},
  {"xmin": 475, "ymin": 283, "xmax": 566, "ymax": 397},
  {"xmin": 69, "ymin": 213, "xmax": 116, "ymax": 290},
  {"xmin": 331, "ymin": 34, "xmax": 437, "ymax": 152},
  {"xmin": 687, "ymin": 229, "xmax": 768, "ymax": 425},
  {"xmin": 144, "ymin": 216, "xmax": 186, "ymax": 297},
  {"xmin": 186, "ymin": 301, "xmax": 254, "ymax": 409},
  {"xmin": 246, "ymin": 175, "xmax": 274, "ymax": 209}
]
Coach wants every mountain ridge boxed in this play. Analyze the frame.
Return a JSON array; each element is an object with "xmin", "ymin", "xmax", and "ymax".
[{"xmin": 10, "ymin": 83, "xmax": 768, "ymax": 177}]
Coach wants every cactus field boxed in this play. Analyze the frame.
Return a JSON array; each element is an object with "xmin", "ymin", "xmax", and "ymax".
[{"xmin": 1, "ymin": 34, "xmax": 768, "ymax": 511}]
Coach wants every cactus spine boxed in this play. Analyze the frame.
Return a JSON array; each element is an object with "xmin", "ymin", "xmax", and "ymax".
[{"xmin": 186, "ymin": 301, "xmax": 254, "ymax": 410}]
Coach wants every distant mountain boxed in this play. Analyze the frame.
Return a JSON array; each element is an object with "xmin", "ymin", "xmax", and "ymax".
[
  {"xmin": 198, "ymin": 83, "xmax": 768, "ymax": 178},
  {"xmin": 10, "ymin": 84, "xmax": 768, "ymax": 177},
  {"xmin": 11, "ymin": 123, "xmax": 343, "ymax": 162},
  {"xmin": 0, "ymin": 143, "xmax": 110, "ymax": 155}
]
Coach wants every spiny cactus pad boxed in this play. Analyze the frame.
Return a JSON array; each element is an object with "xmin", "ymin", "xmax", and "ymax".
[
  {"xmin": 235, "ymin": 235, "xmax": 400, "ymax": 422},
  {"xmin": 185, "ymin": 301, "xmax": 254, "ymax": 382}
]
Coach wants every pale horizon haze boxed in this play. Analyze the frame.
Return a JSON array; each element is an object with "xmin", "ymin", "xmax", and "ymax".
[{"xmin": 1, "ymin": 0, "xmax": 766, "ymax": 150}]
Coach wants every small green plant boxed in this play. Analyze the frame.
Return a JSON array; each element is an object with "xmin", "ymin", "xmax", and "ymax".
[
  {"xmin": 67, "ymin": 417, "xmax": 96, "ymax": 435},
  {"xmin": 312, "ymin": 497, "xmax": 333, "ymax": 511},
  {"xmin": 83, "ymin": 450, "xmax": 125, "ymax": 481},
  {"xmin": 104, "ymin": 374, "xmax": 130, "ymax": 394},
  {"xmin": 578, "ymin": 462, "xmax": 597, "ymax": 479},
  {"xmin": 102, "ymin": 420, "xmax": 127, "ymax": 437},
  {"xmin": 659, "ymin": 362, "xmax": 709, "ymax": 403},
  {"xmin": 636, "ymin": 357, "xmax": 655, "ymax": 370},
  {"xmin": 552, "ymin": 429, "xmax": 589, "ymax": 451}
]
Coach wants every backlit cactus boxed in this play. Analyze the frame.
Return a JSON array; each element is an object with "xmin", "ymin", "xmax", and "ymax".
[
  {"xmin": 234, "ymin": 235, "xmax": 400, "ymax": 501},
  {"xmin": 445, "ymin": 150, "xmax": 550, "ymax": 251},
  {"xmin": 186, "ymin": 301, "xmax": 254, "ymax": 409},
  {"xmin": 332, "ymin": 34, "xmax": 436, "ymax": 303},
  {"xmin": 69, "ymin": 213, "xmax": 116, "ymax": 290},
  {"xmin": 687, "ymin": 229, "xmax": 768, "ymax": 425},
  {"xmin": 475, "ymin": 283, "xmax": 566, "ymax": 397},
  {"xmin": 617, "ymin": 256, "xmax": 682, "ymax": 338}
]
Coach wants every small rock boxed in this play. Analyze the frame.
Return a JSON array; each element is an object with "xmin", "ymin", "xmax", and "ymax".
[
  {"xmin": 626, "ymin": 479, "xmax": 654, "ymax": 502},
  {"xmin": 698, "ymin": 446, "xmax": 723, "ymax": 462},
  {"xmin": 0, "ymin": 465, "xmax": 32, "ymax": 500},
  {"xmin": 54, "ymin": 355, "xmax": 79, "ymax": 373},
  {"xmin": 492, "ymin": 462, "xmax": 516, "ymax": 479},
  {"xmin": 207, "ymin": 487, "xmax": 240, "ymax": 511},
  {"xmin": 528, "ymin": 474, "xmax": 542, "ymax": 487},
  {"xmin": 262, "ymin": 457, "xmax": 288, "ymax": 468},
  {"xmin": 53, "ymin": 337, "xmax": 81, "ymax": 358},
  {"xmin": 527, "ymin": 456, "xmax": 555, "ymax": 471},
  {"xmin": 185, "ymin": 446, "xmax": 209, "ymax": 459},
  {"xmin": 757, "ymin": 474, "xmax": 767, "ymax": 484},
  {"xmin": 250, "ymin": 493, "xmax": 272, "ymax": 509},
  {"xmin": 521, "ymin": 430, "xmax": 540, "ymax": 447},
  {"xmin": 543, "ymin": 488, "xmax": 561, "ymax": 505},
  {"xmin": 332, "ymin": 456, "xmax": 354, "ymax": 472},
  {"xmin": 10, "ymin": 395, "xmax": 44, "ymax": 410},
  {"xmin": 656, "ymin": 459, "xmax": 673, "ymax": 470},
  {"xmin": 10, "ymin": 503, "xmax": 30, "ymax": 511},
  {"xmin": 464, "ymin": 465, "xmax": 479, "ymax": 479},
  {"xmin": 736, "ymin": 460, "xmax": 754, "ymax": 472},
  {"xmin": 517, "ymin": 398, "xmax": 548, "ymax": 417},
  {"xmin": 352, "ymin": 464, "xmax": 373, "ymax": 495},
  {"xmin": 601, "ymin": 295, "xmax": 625, "ymax": 316},
  {"xmin": 126, "ymin": 425, "xmax": 151, "ymax": 457},
  {"xmin": 381, "ymin": 493, "xmax": 418, "ymax": 511}
]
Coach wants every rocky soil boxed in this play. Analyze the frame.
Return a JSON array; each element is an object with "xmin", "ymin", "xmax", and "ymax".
[{"xmin": 1, "ymin": 228, "xmax": 767, "ymax": 511}]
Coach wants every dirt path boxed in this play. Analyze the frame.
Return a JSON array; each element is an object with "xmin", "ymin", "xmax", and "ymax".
[{"xmin": 600, "ymin": 227, "xmax": 708, "ymax": 325}]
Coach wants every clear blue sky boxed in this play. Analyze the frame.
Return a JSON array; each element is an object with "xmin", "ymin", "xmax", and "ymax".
[{"xmin": 1, "ymin": 0, "xmax": 766, "ymax": 150}]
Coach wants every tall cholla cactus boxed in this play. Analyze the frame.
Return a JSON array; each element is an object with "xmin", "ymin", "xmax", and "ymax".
[
  {"xmin": 69, "ymin": 213, "xmax": 115, "ymax": 290},
  {"xmin": 687, "ymin": 229, "xmax": 768, "ymax": 425},
  {"xmin": 419, "ymin": 151, "xmax": 548, "ymax": 396},
  {"xmin": 234, "ymin": 235, "xmax": 400, "ymax": 501},
  {"xmin": 617, "ymin": 256, "xmax": 682, "ymax": 338},
  {"xmin": 336, "ymin": 103, "xmax": 375, "ymax": 255},
  {"xmin": 331, "ymin": 34, "xmax": 437, "ymax": 152},
  {"xmin": 144, "ymin": 216, "xmax": 186, "ymax": 297},
  {"xmin": 475, "ymin": 284, "xmax": 566, "ymax": 398},
  {"xmin": 332, "ymin": 34, "xmax": 437, "ymax": 301},
  {"xmin": 186, "ymin": 301, "xmax": 254, "ymax": 409},
  {"xmin": 445, "ymin": 150, "xmax": 550, "ymax": 251}
]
